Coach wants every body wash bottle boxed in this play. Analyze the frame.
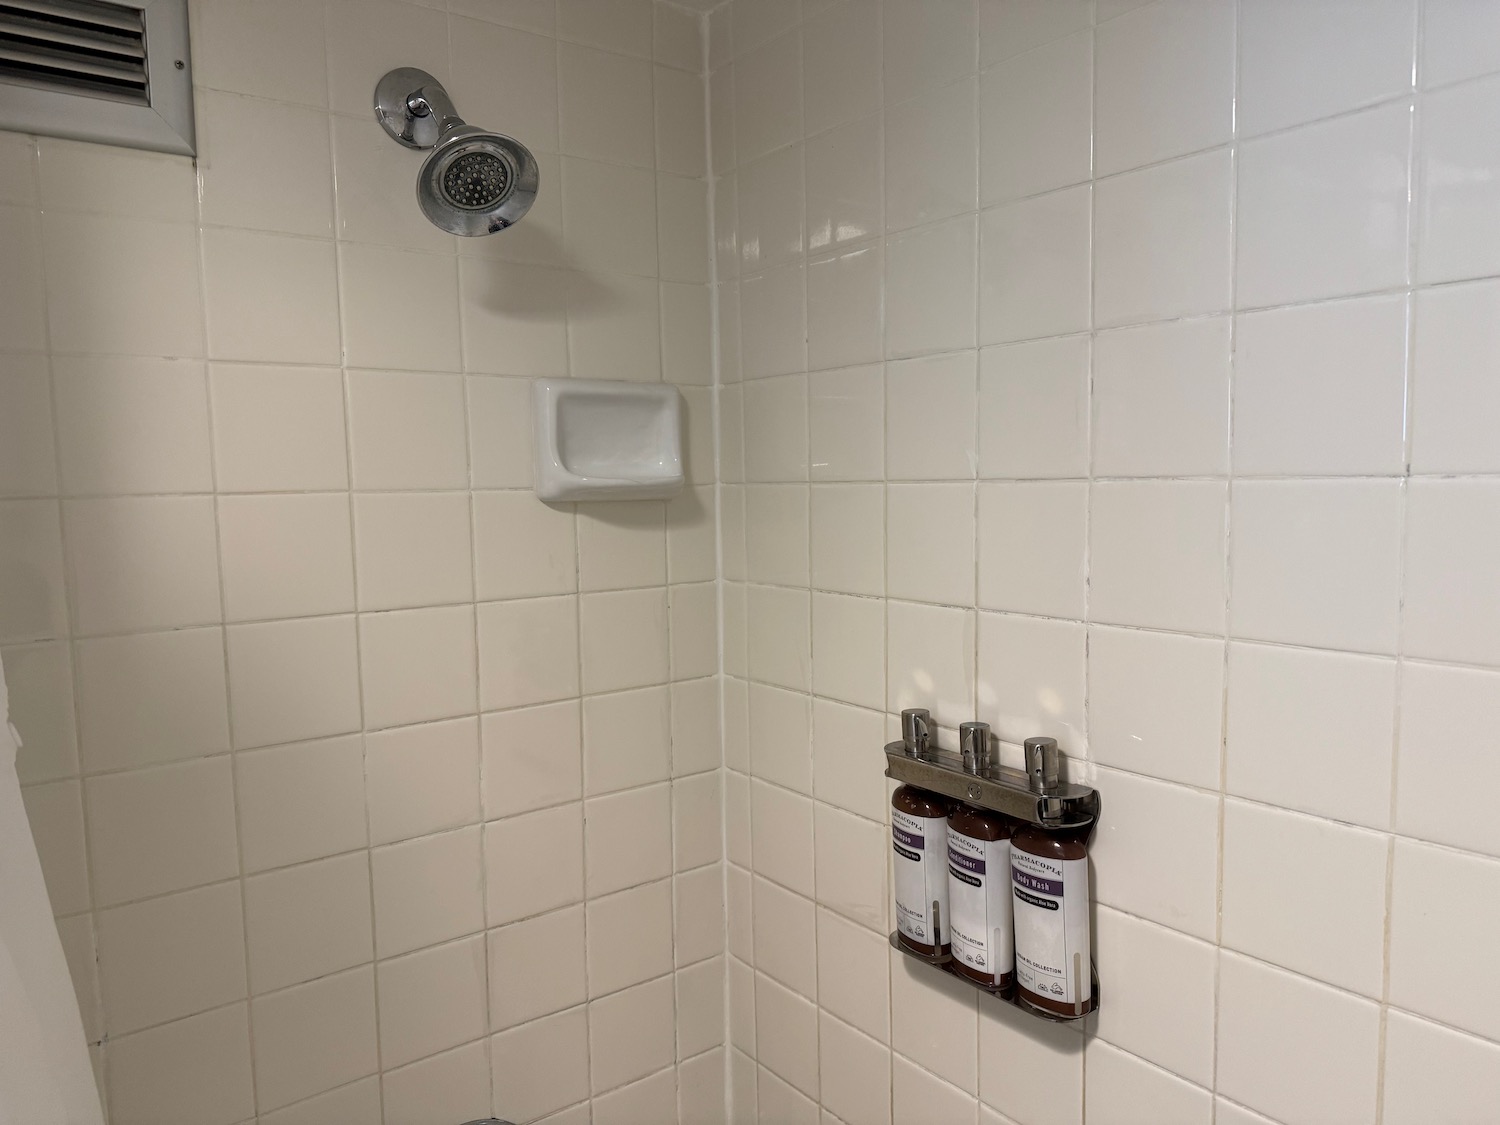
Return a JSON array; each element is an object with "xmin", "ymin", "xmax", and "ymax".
[
  {"xmin": 891, "ymin": 709, "xmax": 951, "ymax": 958},
  {"xmin": 1011, "ymin": 737, "xmax": 1092, "ymax": 1017},
  {"xmin": 946, "ymin": 722, "xmax": 1015, "ymax": 990}
]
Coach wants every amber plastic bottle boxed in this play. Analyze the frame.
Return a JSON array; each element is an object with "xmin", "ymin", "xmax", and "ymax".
[
  {"xmin": 945, "ymin": 722, "xmax": 1016, "ymax": 989},
  {"xmin": 890, "ymin": 709, "xmax": 951, "ymax": 957},
  {"xmin": 1011, "ymin": 737, "xmax": 1093, "ymax": 1018}
]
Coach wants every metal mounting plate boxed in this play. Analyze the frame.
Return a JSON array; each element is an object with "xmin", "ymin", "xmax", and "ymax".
[{"xmin": 884, "ymin": 742, "xmax": 1099, "ymax": 829}]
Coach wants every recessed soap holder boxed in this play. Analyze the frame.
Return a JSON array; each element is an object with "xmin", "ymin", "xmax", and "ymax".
[
  {"xmin": 532, "ymin": 378, "xmax": 684, "ymax": 503},
  {"xmin": 885, "ymin": 732, "xmax": 1101, "ymax": 1022}
]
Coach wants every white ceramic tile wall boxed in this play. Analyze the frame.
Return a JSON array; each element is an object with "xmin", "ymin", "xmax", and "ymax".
[
  {"xmin": 713, "ymin": 0, "xmax": 1500, "ymax": 1122},
  {"xmin": 0, "ymin": 2, "xmax": 720, "ymax": 1123}
]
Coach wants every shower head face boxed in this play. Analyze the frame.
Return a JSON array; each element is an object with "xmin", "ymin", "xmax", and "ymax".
[{"xmin": 418, "ymin": 127, "xmax": 539, "ymax": 236}]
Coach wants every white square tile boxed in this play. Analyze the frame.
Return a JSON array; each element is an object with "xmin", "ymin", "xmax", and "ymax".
[
  {"xmin": 366, "ymin": 716, "xmax": 480, "ymax": 844},
  {"xmin": 979, "ymin": 0, "xmax": 1092, "ymax": 66},
  {"xmin": 977, "ymin": 612, "xmax": 1086, "ymax": 752},
  {"xmin": 814, "ymin": 803, "xmax": 888, "ymax": 933},
  {"xmin": 1092, "ymin": 316, "xmax": 1230, "ymax": 477},
  {"xmin": 559, "ymin": 0, "xmax": 652, "ymax": 56},
  {"xmin": 191, "ymin": 0, "xmax": 328, "ymax": 104},
  {"xmin": 218, "ymin": 494, "xmax": 354, "ymax": 622},
  {"xmin": 1239, "ymin": 0, "xmax": 1414, "ymax": 138},
  {"xmin": 347, "ymin": 370, "xmax": 468, "ymax": 491},
  {"xmin": 371, "ymin": 826, "xmax": 485, "ymax": 958},
  {"xmin": 330, "ymin": 113, "xmax": 455, "ymax": 254},
  {"xmin": 243, "ymin": 853, "xmax": 372, "ymax": 995},
  {"xmin": 1089, "ymin": 481, "xmax": 1227, "ymax": 634},
  {"xmin": 732, "ymin": 0, "xmax": 799, "ymax": 53},
  {"xmin": 980, "ymin": 31, "xmax": 1092, "ymax": 205},
  {"xmin": 661, "ymin": 281, "xmax": 713, "ymax": 386},
  {"xmin": 658, "ymin": 174, "xmax": 710, "ymax": 285},
  {"xmin": 450, "ymin": 18, "xmax": 560, "ymax": 154},
  {"xmin": 460, "ymin": 260, "xmax": 570, "ymax": 378},
  {"xmin": 1091, "ymin": 767, "xmax": 1219, "ymax": 939},
  {"xmin": 589, "ymin": 977, "xmax": 676, "ymax": 1094},
  {"xmin": 803, "ymin": 0, "xmax": 881, "ymax": 135},
  {"xmin": 21, "ymin": 779, "xmax": 87, "ymax": 915},
  {"xmin": 98, "ymin": 881, "xmax": 246, "ymax": 1035},
  {"xmin": 484, "ymin": 804, "xmax": 584, "ymax": 927},
  {"xmin": 563, "ymin": 157, "xmax": 659, "ymax": 276},
  {"xmin": 53, "ymin": 356, "xmax": 211, "ymax": 496},
  {"xmin": 4, "ymin": 641, "xmax": 77, "ymax": 783},
  {"xmin": 885, "ymin": 78, "xmax": 977, "ymax": 232},
  {"xmin": 737, "ymin": 144, "xmax": 803, "ymax": 272},
  {"xmin": 583, "ymin": 685, "xmax": 671, "ymax": 796},
  {"xmin": 586, "ymin": 785, "xmax": 674, "ymax": 897},
  {"xmin": 1094, "ymin": 150, "xmax": 1233, "ymax": 328},
  {"xmin": 743, "ymin": 374, "xmax": 810, "ymax": 482},
  {"xmin": 226, "ymin": 616, "xmax": 362, "ymax": 749},
  {"xmin": 209, "ymin": 365, "xmax": 347, "ymax": 493},
  {"xmin": 488, "ymin": 905, "xmax": 587, "ymax": 1030},
  {"xmin": 577, "ymin": 502, "xmax": 667, "ymax": 591},
  {"xmin": 106, "ymin": 1004, "xmax": 254, "ymax": 1125},
  {"xmin": 64, "ymin": 497, "xmax": 220, "ymax": 636},
  {"xmin": 886, "ymin": 216, "xmax": 977, "ymax": 358},
  {"xmin": 340, "ymin": 244, "xmax": 462, "ymax": 372},
  {"xmin": 894, "ymin": 1054, "xmax": 978, "ymax": 1125},
  {"xmin": 886, "ymin": 352, "xmax": 978, "ymax": 480},
  {"xmin": 1422, "ymin": 0, "xmax": 1500, "ymax": 87},
  {"xmin": 1088, "ymin": 626, "xmax": 1222, "ymax": 789},
  {"xmin": 478, "ymin": 596, "xmax": 580, "ymax": 711},
  {"xmin": 887, "ymin": 600, "xmax": 976, "ymax": 730},
  {"xmin": 674, "ymin": 770, "xmax": 722, "ymax": 870},
  {"xmin": 1397, "ymin": 661, "xmax": 1500, "ymax": 858},
  {"xmin": 756, "ymin": 973, "xmax": 821, "ymax": 1099},
  {"xmin": 678, "ymin": 957, "xmax": 726, "ymax": 1057},
  {"xmin": 586, "ymin": 879, "xmax": 674, "ymax": 997},
  {"xmin": 750, "ymin": 776, "xmax": 815, "ymax": 892},
  {"xmin": 0, "ymin": 132, "xmax": 31, "ymax": 205},
  {"xmin": 1235, "ymin": 294, "xmax": 1409, "ymax": 476},
  {"xmin": 740, "ymin": 263, "xmax": 807, "ymax": 377},
  {"xmin": 1413, "ymin": 279, "xmax": 1500, "ymax": 473},
  {"xmin": 670, "ymin": 581, "xmax": 717, "ymax": 681},
  {"xmin": 676, "ymin": 864, "xmax": 725, "ymax": 967},
  {"xmin": 1238, "ymin": 102, "xmax": 1413, "ymax": 306},
  {"xmin": 197, "ymin": 90, "xmax": 333, "ymax": 237},
  {"xmin": 883, "ymin": 0, "xmax": 976, "ymax": 104},
  {"xmin": 481, "ymin": 700, "xmax": 582, "ymax": 819},
  {"xmin": 817, "ymin": 908, "xmax": 891, "ymax": 1042},
  {"xmin": 1094, "ymin": 0, "xmax": 1234, "ymax": 174},
  {"xmin": 382, "ymin": 1043, "xmax": 490, "ymax": 1125},
  {"xmin": 820, "ymin": 1013, "xmax": 892, "ymax": 1125},
  {"xmin": 41, "ymin": 211, "xmax": 201, "ymax": 358},
  {"xmin": 250, "ymin": 966, "xmax": 379, "ymax": 1111},
  {"xmin": 559, "ymin": 43, "xmax": 656, "ymax": 167},
  {"xmin": 887, "ymin": 483, "xmax": 975, "ymax": 605},
  {"xmin": 490, "ymin": 1007, "xmax": 591, "ymax": 1123},
  {"xmin": 86, "ymin": 757, "xmax": 239, "ymax": 907},
  {"xmin": 807, "ymin": 243, "xmax": 884, "ymax": 373},
  {"xmin": 811, "ymin": 365, "xmax": 884, "ymax": 481},
  {"xmin": 745, "ymin": 484, "xmax": 809, "ymax": 587},
  {"xmin": 580, "ymin": 587, "xmax": 669, "ymax": 693},
  {"xmin": 1419, "ymin": 75, "xmax": 1500, "ymax": 284},
  {"xmin": 655, "ymin": 3, "xmax": 701, "ymax": 72},
  {"xmin": 0, "ymin": 500, "xmax": 64, "ymax": 646},
  {"xmin": 977, "ymin": 997, "xmax": 1083, "ymax": 1123},
  {"xmin": 0, "ymin": 354, "xmax": 56, "ymax": 498},
  {"xmin": 668, "ymin": 486, "xmax": 717, "ymax": 586},
  {"xmin": 710, "ymin": 62, "xmax": 735, "ymax": 175},
  {"xmin": 74, "ymin": 627, "xmax": 228, "ymax": 774},
  {"xmin": 892, "ymin": 951, "xmax": 979, "ymax": 1094},
  {"xmin": 978, "ymin": 336, "xmax": 1090, "ymax": 479},
  {"xmin": 1404, "ymin": 480, "xmax": 1500, "ymax": 666},
  {"xmin": 979, "ymin": 185, "xmax": 1091, "ymax": 345},
  {"xmin": 1221, "ymin": 798, "xmax": 1388, "ymax": 996},
  {"xmin": 812, "ymin": 592, "xmax": 885, "ymax": 711},
  {"xmin": 354, "ymin": 492, "xmax": 473, "ymax": 611},
  {"xmin": 1383, "ymin": 1010, "xmax": 1500, "ymax": 1125},
  {"xmin": 201, "ymin": 229, "xmax": 340, "ymax": 365},
  {"xmin": 671, "ymin": 676, "xmax": 721, "ymax": 778},
  {"xmin": 1230, "ymin": 480, "xmax": 1403, "ymax": 652},
  {"xmin": 261, "ymin": 1075, "xmax": 382, "ymax": 1125},
  {"xmin": 735, "ymin": 31, "xmax": 802, "ymax": 164},
  {"xmin": 474, "ymin": 491, "xmax": 577, "ymax": 601},
  {"xmin": 806, "ymin": 115, "xmax": 883, "ymax": 254},
  {"xmin": 234, "ymin": 736, "xmax": 368, "ymax": 874},
  {"xmin": 1216, "ymin": 952, "xmax": 1380, "ymax": 1125},
  {"xmin": 1083, "ymin": 1040, "xmax": 1210, "ymax": 1125},
  {"xmin": 747, "ymin": 583, "xmax": 810, "ymax": 691},
  {"xmin": 977, "ymin": 482, "xmax": 1087, "ymax": 618},
  {"xmin": 813, "ymin": 698, "xmax": 890, "ymax": 823},
  {"xmin": 1389, "ymin": 840, "xmax": 1500, "ymax": 1041},
  {"xmin": 1226, "ymin": 642, "xmax": 1395, "ymax": 827},
  {"xmin": 753, "ymin": 874, "xmax": 817, "ymax": 995},
  {"xmin": 376, "ymin": 936, "xmax": 487, "ymax": 1068},
  {"xmin": 1092, "ymin": 907, "xmax": 1216, "ymax": 1086},
  {"xmin": 594, "ymin": 1069, "xmax": 678, "ymax": 1125}
]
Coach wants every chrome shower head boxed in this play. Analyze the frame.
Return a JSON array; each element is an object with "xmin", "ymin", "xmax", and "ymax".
[{"xmin": 375, "ymin": 67, "xmax": 539, "ymax": 236}]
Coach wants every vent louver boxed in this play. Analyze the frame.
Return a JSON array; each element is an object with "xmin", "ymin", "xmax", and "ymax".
[{"xmin": 0, "ymin": 0, "xmax": 148, "ymax": 104}]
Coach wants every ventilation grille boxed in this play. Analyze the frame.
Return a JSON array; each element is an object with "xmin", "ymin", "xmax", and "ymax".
[{"xmin": 0, "ymin": 0, "xmax": 148, "ymax": 105}]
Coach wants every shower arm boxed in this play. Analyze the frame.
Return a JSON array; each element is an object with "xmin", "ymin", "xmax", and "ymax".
[{"xmin": 404, "ymin": 86, "xmax": 467, "ymax": 144}]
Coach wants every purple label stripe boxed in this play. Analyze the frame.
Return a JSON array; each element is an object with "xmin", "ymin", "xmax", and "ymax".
[
  {"xmin": 893, "ymin": 827, "xmax": 924, "ymax": 849},
  {"xmin": 1012, "ymin": 868, "xmax": 1064, "ymax": 896},
  {"xmin": 948, "ymin": 849, "xmax": 985, "ymax": 874}
]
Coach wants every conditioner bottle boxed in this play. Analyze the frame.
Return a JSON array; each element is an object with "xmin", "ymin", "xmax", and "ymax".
[
  {"xmin": 891, "ymin": 709, "xmax": 950, "ymax": 957},
  {"xmin": 1011, "ymin": 737, "xmax": 1092, "ymax": 1017},
  {"xmin": 946, "ymin": 722, "xmax": 1015, "ymax": 990}
]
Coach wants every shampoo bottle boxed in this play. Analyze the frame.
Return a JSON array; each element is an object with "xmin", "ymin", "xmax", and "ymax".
[
  {"xmin": 1011, "ymin": 737, "xmax": 1092, "ymax": 1018},
  {"xmin": 891, "ymin": 709, "xmax": 951, "ymax": 958},
  {"xmin": 946, "ymin": 722, "xmax": 1015, "ymax": 990}
]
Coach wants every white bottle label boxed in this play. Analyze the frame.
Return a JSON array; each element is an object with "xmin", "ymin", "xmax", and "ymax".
[
  {"xmin": 1011, "ymin": 850, "xmax": 1091, "ymax": 1008},
  {"xmin": 892, "ymin": 808, "xmax": 949, "ymax": 947},
  {"xmin": 947, "ymin": 830, "xmax": 1014, "ymax": 980}
]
